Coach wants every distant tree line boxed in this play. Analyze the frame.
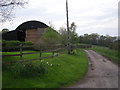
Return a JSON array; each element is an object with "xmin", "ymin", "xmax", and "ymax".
[
  {"xmin": 79, "ymin": 33, "xmax": 119, "ymax": 50},
  {"xmin": 58, "ymin": 22, "xmax": 119, "ymax": 50}
]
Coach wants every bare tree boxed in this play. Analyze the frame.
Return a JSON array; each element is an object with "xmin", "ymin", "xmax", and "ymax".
[{"xmin": 0, "ymin": 0, "xmax": 28, "ymax": 22}]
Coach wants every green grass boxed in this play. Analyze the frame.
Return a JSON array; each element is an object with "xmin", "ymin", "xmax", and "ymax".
[
  {"xmin": 2, "ymin": 49, "xmax": 88, "ymax": 88},
  {"xmin": 91, "ymin": 46, "xmax": 119, "ymax": 64}
]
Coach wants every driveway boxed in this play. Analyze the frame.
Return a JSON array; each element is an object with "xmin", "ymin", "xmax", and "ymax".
[{"xmin": 68, "ymin": 50, "xmax": 119, "ymax": 88}]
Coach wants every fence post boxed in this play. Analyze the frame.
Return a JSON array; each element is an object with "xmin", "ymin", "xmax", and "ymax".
[
  {"xmin": 20, "ymin": 44, "xmax": 23, "ymax": 62},
  {"xmin": 40, "ymin": 51, "xmax": 42, "ymax": 60},
  {"xmin": 56, "ymin": 50, "xmax": 58, "ymax": 56},
  {"xmin": 52, "ymin": 51, "xmax": 54, "ymax": 57},
  {"xmin": 39, "ymin": 45, "xmax": 42, "ymax": 60}
]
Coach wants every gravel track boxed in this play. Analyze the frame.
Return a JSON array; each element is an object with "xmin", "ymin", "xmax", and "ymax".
[{"xmin": 68, "ymin": 50, "xmax": 119, "ymax": 88}]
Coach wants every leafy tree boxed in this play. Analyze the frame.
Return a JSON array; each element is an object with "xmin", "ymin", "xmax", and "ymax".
[
  {"xmin": 81, "ymin": 34, "xmax": 90, "ymax": 44},
  {"xmin": 70, "ymin": 32, "xmax": 79, "ymax": 44},
  {"xmin": 69, "ymin": 22, "xmax": 79, "ymax": 44},
  {"xmin": 109, "ymin": 40, "xmax": 118, "ymax": 50},
  {"xmin": 70, "ymin": 22, "xmax": 76, "ymax": 33},
  {"xmin": 105, "ymin": 35, "xmax": 115, "ymax": 47},
  {"xmin": 89, "ymin": 33, "xmax": 99, "ymax": 45},
  {"xmin": 79, "ymin": 36, "xmax": 84, "ymax": 43},
  {"xmin": 59, "ymin": 27, "xmax": 68, "ymax": 46},
  {"xmin": 98, "ymin": 35, "xmax": 106, "ymax": 46},
  {"xmin": 40, "ymin": 27, "xmax": 61, "ymax": 45},
  {"xmin": 59, "ymin": 22, "xmax": 79, "ymax": 45}
]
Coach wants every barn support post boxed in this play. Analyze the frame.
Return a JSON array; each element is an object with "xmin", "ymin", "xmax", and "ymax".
[{"xmin": 20, "ymin": 44, "xmax": 23, "ymax": 62}]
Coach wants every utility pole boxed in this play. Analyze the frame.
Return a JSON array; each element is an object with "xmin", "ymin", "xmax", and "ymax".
[{"xmin": 66, "ymin": 0, "xmax": 71, "ymax": 54}]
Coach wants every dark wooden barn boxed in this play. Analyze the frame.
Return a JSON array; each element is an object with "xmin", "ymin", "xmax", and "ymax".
[{"xmin": 2, "ymin": 20, "xmax": 48, "ymax": 44}]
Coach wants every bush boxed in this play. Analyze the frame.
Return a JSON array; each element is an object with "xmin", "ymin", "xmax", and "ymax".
[
  {"xmin": 109, "ymin": 41, "xmax": 119, "ymax": 50},
  {"xmin": 23, "ymin": 41, "xmax": 33, "ymax": 46},
  {"xmin": 22, "ymin": 41, "xmax": 34, "ymax": 51},
  {"xmin": 2, "ymin": 40, "xmax": 21, "ymax": 47},
  {"xmin": 2, "ymin": 62, "xmax": 12, "ymax": 71},
  {"xmin": 40, "ymin": 27, "xmax": 61, "ymax": 45},
  {"xmin": 11, "ymin": 62, "xmax": 47, "ymax": 78}
]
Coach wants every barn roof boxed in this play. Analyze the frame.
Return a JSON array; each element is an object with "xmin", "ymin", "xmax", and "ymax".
[{"xmin": 15, "ymin": 20, "xmax": 48, "ymax": 31}]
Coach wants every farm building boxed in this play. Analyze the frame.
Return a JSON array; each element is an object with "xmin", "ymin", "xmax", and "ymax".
[{"xmin": 2, "ymin": 20, "xmax": 49, "ymax": 44}]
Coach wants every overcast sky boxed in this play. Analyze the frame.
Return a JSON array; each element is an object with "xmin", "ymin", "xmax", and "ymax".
[{"xmin": 0, "ymin": 0, "xmax": 119, "ymax": 36}]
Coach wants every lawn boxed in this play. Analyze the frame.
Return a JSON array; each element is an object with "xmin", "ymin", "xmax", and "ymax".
[
  {"xmin": 2, "ymin": 49, "xmax": 88, "ymax": 88},
  {"xmin": 91, "ymin": 46, "xmax": 119, "ymax": 64}
]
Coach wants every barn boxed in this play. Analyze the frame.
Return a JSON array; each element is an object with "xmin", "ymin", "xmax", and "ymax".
[{"xmin": 2, "ymin": 20, "xmax": 49, "ymax": 44}]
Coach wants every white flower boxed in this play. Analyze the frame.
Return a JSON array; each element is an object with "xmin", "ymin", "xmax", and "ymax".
[
  {"xmin": 46, "ymin": 62, "xmax": 49, "ymax": 64},
  {"xmin": 50, "ymin": 64, "xmax": 52, "ymax": 66},
  {"xmin": 41, "ymin": 60, "xmax": 44, "ymax": 62}
]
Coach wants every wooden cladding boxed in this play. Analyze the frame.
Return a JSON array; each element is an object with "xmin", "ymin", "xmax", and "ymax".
[{"xmin": 25, "ymin": 28, "xmax": 45, "ymax": 44}]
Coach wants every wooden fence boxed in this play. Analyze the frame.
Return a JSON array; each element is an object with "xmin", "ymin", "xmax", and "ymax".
[
  {"xmin": 2, "ymin": 44, "xmax": 92, "ymax": 63},
  {"xmin": 2, "ymin": 44, "xmax": 65, "ymax": 63}
]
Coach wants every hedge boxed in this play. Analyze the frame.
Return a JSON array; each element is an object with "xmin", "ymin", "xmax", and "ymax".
[{"xmin": 2, "ymin": 40, "xmax": 33, "ymax": 52}]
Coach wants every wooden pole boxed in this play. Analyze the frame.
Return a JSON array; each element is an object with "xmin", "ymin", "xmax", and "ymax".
[
  {"xmin": 52, "ymin": 51, "xmax": 54, "ymax": 57},
  {"xmin": 66, "ymin": 0, "xmax": 71, "ymax": 54},
  {"xmin": 39, "ymin": 45, "xmax": 42, "ymax": 60},
  {"xmin": 40, "ymin": 51, "xmax": 42, "ymax": 60},
  {"xmin": 20, "ymin": 44, "xmax": 23, "ymax": 62}
]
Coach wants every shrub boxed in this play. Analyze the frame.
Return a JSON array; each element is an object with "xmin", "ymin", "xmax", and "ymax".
[
  {"xmin": 2, "ymin": 62, "xmax": 11, "ymax": 71},
  {"xmin": 23, "ymin": 41, "xmax": 33, "ymax": 46},
  {"xmin": 2, "ymin": 40, "xmax": 21, "ymax": 47},
  {"xmin": 2, "ymin": 40, "xmax": 33, "ymax": 52},
  {"xmin": 22, "ymin": 41, "xmax": 34, "ymax": 51},
  {"xmin": 11, "ymin": 62, "xmax": 47, "ymax": 78},
  {"xmin": 40, "ymin": 27, "xmax": 61, "ymax": 45}
]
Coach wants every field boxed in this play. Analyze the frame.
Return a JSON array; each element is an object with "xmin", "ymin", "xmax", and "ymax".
[
  {"xmin": 91, "ymin": 46, "xmax": 119, "ymax": 64},
  {"xmin": 2, "ymin": 49, "xmax": 88, "ymax": 88}
]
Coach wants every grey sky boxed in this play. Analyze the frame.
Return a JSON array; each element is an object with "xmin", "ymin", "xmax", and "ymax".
[{"xmin": 0, "ymin": 0, "xmax": 119, "ymax": 36}]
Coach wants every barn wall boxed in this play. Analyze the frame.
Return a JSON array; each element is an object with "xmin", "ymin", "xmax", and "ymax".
[
  {"xmin": 25, "ymin": 28, "xmax": 45, "ymax": 44},
  {"xmin": 2, "ymin": 30, "xmax": 18, "ymax": 41},
  {"xmin": 25, "ymin": 29, "xmax": 37, "ymax": 44}
]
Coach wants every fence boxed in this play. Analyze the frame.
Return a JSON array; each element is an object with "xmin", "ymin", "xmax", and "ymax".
[
  {"xmin": 2, "ymin": 44, "xmax": 66, "ymax": 63},
  {"xmin": 2, "ymin": 44, "xmax": 92, "ymax": 63}
]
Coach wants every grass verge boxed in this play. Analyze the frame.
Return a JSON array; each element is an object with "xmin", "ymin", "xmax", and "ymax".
[
  {"xmin": 91, "ymin": 46, "xmax": 119, "ymax": 64},
  {"xmin": 2, "ymin": 49, "xmax": 88, "ymax": 88}
]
